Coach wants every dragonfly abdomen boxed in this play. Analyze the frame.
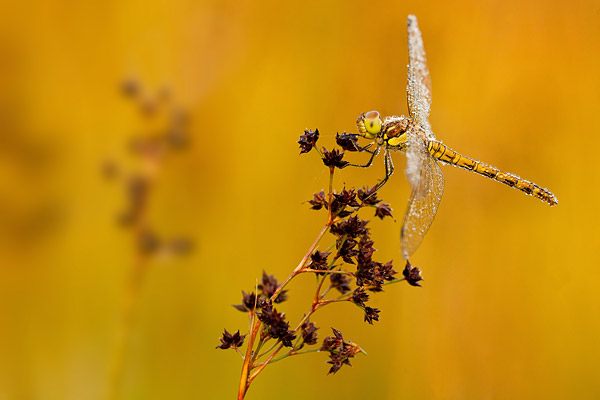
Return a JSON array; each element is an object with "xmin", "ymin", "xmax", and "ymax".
[{"xmin": 427, "ymin": 140, "xmax": 558, "ymax": 206}]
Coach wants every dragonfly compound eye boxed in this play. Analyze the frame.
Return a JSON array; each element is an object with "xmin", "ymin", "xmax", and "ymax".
[{"xmin": 362, "ymin": 111, "xmax": 382, "ymax": 139}]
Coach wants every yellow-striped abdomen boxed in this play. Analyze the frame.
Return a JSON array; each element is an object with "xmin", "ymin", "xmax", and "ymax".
[{"xmin": 428, "ymin": 140, "xmax": 558, "ymax": 206}]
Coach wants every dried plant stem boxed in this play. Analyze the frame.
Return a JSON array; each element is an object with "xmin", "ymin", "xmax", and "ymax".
[
  {"xmin": 327, "ymin": 166, "xmax": 335, "ymax": 223},
  {"xmin": 237, "ymin": 223, "xmax": 330, "ymax": 399},
  {"xmin": 237, "ymin": 169, "xmax": 337, "ymax": 399},
  {"xmin": 108, "ymin": 156, "xmax": 158, "ymax": 400},
  {"xmin": 256, "ymin": 342, "xmax": 278, "ymax": 359},
  {"xmin": 265, "ymin": 348, "xmax": 322, "ymax": 365},
  {"xmin": 107, "ymin": 252, "xmax": 149, "ymax": 400},
  {"xmin": 238, "ymin": 311, "xmax": 259, "ymax": 400},
  {"xmin": 302, "ymin": 268, "xmax": 352, "ymax": 275}
]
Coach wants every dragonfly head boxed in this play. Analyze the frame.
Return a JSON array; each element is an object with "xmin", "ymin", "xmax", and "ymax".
[{"xmin": 356, "ymin": 111, "xmax": 382, "ymax": 140}]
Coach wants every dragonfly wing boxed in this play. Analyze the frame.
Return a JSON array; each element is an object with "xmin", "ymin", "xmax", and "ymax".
[
  {"xmin": 406, "ymin": 15, "xmax": 434, "ymax": 138},
  {"xmin": 401, "ymin": 126, "xmax": 444, "ymax": 259}
]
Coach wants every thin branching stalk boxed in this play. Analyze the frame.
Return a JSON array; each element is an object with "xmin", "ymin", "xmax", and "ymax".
[{"xmin": 237, "ymin": 168, "xmax": 337, "ymax": 399}]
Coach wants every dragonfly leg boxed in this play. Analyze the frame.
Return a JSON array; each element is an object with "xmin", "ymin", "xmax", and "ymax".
[
  {"xmin": 358, "ymin": 143, "xmax": 374, "ymax": 152},
  {"xmin": 342, "ymin": 145, "xmax": 380, "ymax": 169},
  {"xmin": 358, "ymin": 148, "xmax": 394, "ymax": 203},
  {"xmin": 372, "ymin": 147, "xmax": 394, "ymax": 192}
]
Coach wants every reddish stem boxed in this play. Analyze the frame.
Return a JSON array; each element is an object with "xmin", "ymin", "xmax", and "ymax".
[{"xmin": 238, "ymin": 166, "xmax": 337, "ymax": 398}]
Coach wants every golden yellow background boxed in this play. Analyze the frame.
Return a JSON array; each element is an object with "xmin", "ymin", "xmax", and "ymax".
[{"xmin": 1, "ymin": 0, "xmax": 599, "ymax": 399}]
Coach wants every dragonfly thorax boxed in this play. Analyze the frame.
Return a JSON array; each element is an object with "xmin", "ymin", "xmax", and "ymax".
[
  {"xmin": 382, "ymin": 115, "xmax": 411, "ymax": 148},
  {"xmin": 356, "ymin": 111, "xmax": 411, "ymax": 149}
]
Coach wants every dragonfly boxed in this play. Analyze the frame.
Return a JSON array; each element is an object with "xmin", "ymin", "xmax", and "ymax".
[{"xmin": 350, "ymin": 15, "xmax": 558, "ymax": 260}]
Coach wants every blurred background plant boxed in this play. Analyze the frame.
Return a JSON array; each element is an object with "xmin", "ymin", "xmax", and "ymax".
[
  {"xmin": 0, "ymin": 0, "xmax": 599, "ymax": 399},
  {"xmin": 104, "ymin": 79, "xmax": 192, "ymax": 400}
]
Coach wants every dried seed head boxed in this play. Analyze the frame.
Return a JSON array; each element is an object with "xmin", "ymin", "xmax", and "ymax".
[
  {"xmin": 321, "ymin": 328, "xmax": 362, "ymax": 374},
  {"xmin": 301, "ymin": 321, "xmax": 319, "ymax": 346},
  {"xmin": 350, "ymin": 288, "xmax": 369, "ymax": 307},
  {"xmin": 257, "ymin": 301, "xmax": 296, "ymax": 347},
  {"xmin": 375, "ymin": 203, "xmax": 393, "ymax": 219},
  {"xmin": 258, "ymin": 271, "xmax": 287, "ymax": 303},
  {"xmin": 336, "ymin": 132, "xmax": 360, "ymax": 151},
  {"xmin": 330, "ymin": 273, "xmax": 351, "ymax": 294},
  {"xmin": 233, "ymin": 291, "xmax": 258, "ymax": 312},
  {"xmin": 216, "ymin": 329, "xmax": 246, "ymax": 350},
  {"xmin": 298, "ymin": 129, "xmax": 320, "ymax": 154},
  {"xmin": 357, "ymin": 186, "xmax": 381, "ymax": 206},
  {"xmin": 309, "ymin": 250, "xmax": 331, "ymax": 275},
  {"xmin": 403, "ymin": 260, "xmax": 423, "ymax": 287},
  {"xmin": 321, "ymin": 148, "xmax": 349, "ymax": 169},
  {"xmin": 363, "ymin": 306, "xmax": 380, "ymax": 324},
  {"xmin": 308, "ymin": 191, "xmax": 328, "ymax": 210}
]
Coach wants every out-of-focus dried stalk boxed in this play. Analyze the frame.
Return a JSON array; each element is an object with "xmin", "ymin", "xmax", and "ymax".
[{"xmin": 106, "ymin": 79, "xmax": 191, "ymax": 400}]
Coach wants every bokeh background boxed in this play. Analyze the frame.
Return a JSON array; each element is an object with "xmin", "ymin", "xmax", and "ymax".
[{"xmin": 1, "ymin": 0, "xmax": 599, "ymax": 399}]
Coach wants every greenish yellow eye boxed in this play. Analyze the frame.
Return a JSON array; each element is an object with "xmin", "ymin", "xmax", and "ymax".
[{"xmin": 363, "ymin": 111, "xmax": 382, "ymax": 138}]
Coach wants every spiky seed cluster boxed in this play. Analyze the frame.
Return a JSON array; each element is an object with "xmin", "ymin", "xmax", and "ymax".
[
  {"xmin": 330, "ymin": 273, "xmax": 351, "ymax": 294},
  {"xmin": 363, "ymin": 307, "xmax": 381, "ymax": 324},
  {"xmin": 335, "ymin": 132, "xmax": 361, "ymax": 152},
  {"xmin": 257, "ymin": 300, "xmax": 296, "ymax": 347},
  {"xmin": 258, "ymin": 271, "xmax": 288, "ymax": 304},
  {"xmin": 331, "ymin": 188, "xmax": 360, "ymax": 218},
  {"xmin": 296, "ymin": 130, "xmax": 404, "ymax": 327},
  {"xmin": 375, "ymin": 203, "xmax": 393, "ymax": 219},
  {"xmin": 330, "ymin": 215, "xmax": 397, "ymax": 290},
  {"xmin": 298, "ymin": 128, "xmax": 320, "ymax": 154},
  {"xmin": 218, "ymin": 128, "xmax": 424, "ymax": 382},
  {"xmin": 308, "ymin": 191, "xmax": 327, "ymax": 210},
  {"xmin": 296, "ymin": 131, "xmax": 402, "ymax": 327},
  {"xmin": 233, "ymin": 291, "xmax": 258, "ymax": 312},
  {"xmin": 403, "ymin": 260, "xmax": 423, "ymax": 287},
  {"xmin": 351, "ymin": 287, "xmax": 369, "ymax": 307},
  {"xmin": 216, "ymin": 329, "xmax": 246, "ymax": 350},
  {"xmin": 234, "ymin": 271, "xmax": 288, "ymax": 313},
  {"xmin": 300, "ymin": 321, "xmax": 319, "ymax": 347},
  {"xmin": 309, "ymin": 250, "xmax": 332, "ymax": 275},
  {"xmin": 306, "ymin": 194, "xmax": 399, "ymax": 323},
  {"xmin": 321, "ymin": 328, "xmax": 362, "ymax": 374},
  {"xmin": 357, "ymin": 186, "xmax": 381, "ymax": 206},
  {"xmin": 321, "ymin": 148, "xmax": 349, "ymax": 169},
  {"xmin": 232, "ymin": 272, "xmax": 295, "ymax": 347}
]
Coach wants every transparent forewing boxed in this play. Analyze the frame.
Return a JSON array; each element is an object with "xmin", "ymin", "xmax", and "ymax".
[
  {"xmin": 401, "ymin": 126, "xmax": 444, "ymax": 259},
  {"xmin": 406, "ymin": 15, "xmax": 434, "ymax": 138}
]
